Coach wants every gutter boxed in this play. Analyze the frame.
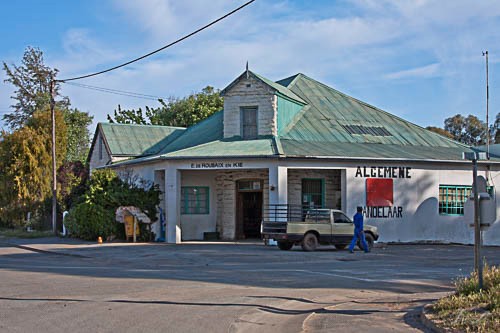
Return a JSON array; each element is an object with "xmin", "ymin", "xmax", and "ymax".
[{"xmin": 98, "ymin": 152, "xmax": 500, "ymax": 170}]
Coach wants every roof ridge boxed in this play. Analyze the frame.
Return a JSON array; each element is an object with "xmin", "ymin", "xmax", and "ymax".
[
  {"xmin": 251, "ymin": 71, "xmax": 306, "ymax": 104},
  {"xmin": 100, "ymin": 122, "xmax": 186, "ymax": 130}
]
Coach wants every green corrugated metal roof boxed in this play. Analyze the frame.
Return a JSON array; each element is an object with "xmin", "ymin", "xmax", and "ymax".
[
  {"xmin": 108, "ymin": 71, "xmax": 500, "ymax": 165},
  {"xmin": 100, "ymin": 123, "xmax": 185, "ymax": 156},
  {"xmin": 163, "ymin": 138, "xmax": 276, "ymax": 158},
  {"xmin": 157, "ymin": 110, "xmax": 223, "ymax": 155},
  {"xmin": 280, "ymin": 139, "xmax": 477, "ymax": 161},
  {"xmin": 252, "ymin": 72, "xmax": 306, "ymax": 105},
  {"xmin": 280, "ymin": 73, "xmax": 465, "ymax": 149},
  {"xmin": 477, "ymin": 144, "xmax": 500, "ymax": 158}
]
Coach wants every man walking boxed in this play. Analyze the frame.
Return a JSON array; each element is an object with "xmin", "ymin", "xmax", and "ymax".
[{"xmin": 349, "ymin": 206, "xmax": 369, "ymax": 253}]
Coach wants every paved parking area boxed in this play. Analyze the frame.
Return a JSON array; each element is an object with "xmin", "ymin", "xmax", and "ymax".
[{"xmin": 0, "ymin": 238, "xmax": 498, "ymax": 332}]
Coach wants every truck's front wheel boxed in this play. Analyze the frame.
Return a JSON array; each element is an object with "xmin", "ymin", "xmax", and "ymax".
[
  {"xmin": 277, "ymin": 241, "xmax": 293, "ymax": 251},
  {"xmin": 358, "ymin": 233, "xmax": 374, "ymax": 252},
  {"xmin": 301, "ymin": 233, "xmax": 318, "ymax": 251}
]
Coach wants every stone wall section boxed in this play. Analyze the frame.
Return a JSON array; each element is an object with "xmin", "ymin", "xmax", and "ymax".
[
  {"xmin": 223, "ymin": 75, "xmax": 277, "ymax": 138},
  {"xmin": 215, "ymin": 169, "xmax": 269, "ymax": 239},
  {"xmin": 287, "ymin": 169, "xmax": 342, "ymax": 209}
]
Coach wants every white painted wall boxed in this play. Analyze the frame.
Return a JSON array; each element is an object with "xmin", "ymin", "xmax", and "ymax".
[
  {"xmin": 345, "ymin": 162, "xmax": 500, "ymax": 245},
  {"xmin": 110, "ymin": 158, "xmax": 500, "ymax": 245},
  {"xmin": 180, "ymin": 170, "xmax": 218, "ymax": 240}
]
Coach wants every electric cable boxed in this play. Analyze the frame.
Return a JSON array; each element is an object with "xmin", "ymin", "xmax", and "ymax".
[
  {"xmin": 58, "ymin": 0, "xmax": 255, "ymax": 82},
  {"xmin": 63, "ymin": 82, "xmax": 166, "ymax": 101}
]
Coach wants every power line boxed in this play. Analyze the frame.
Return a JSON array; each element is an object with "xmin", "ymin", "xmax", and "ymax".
[
  {"xmin": 63, "ymin": 82, "xmax": 165, "ymax": 101},
  {"xmin": 58, "ymin": 0, "xmax": 255, "ymax": 82}
]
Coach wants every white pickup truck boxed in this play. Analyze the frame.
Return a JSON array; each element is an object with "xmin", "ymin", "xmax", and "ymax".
[{"xmin": 261, "ymin": 207, "xmax": 379, "ymax": 252}]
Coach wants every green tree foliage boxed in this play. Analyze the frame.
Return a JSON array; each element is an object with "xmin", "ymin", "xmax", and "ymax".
[
  {"xmin": 64, "ymin": 169, "xmax": 160, "ymax": 241},
  {"xmin": 107, "ymin": 86, "xmax": 223, "ymax": 127},
  {"xmin": 3, "ymin": 47, "xmax": 93, "ymax": 162},
  {"xmin": 63, "ymin": 108, "xmax": 93, "ymax": 162},
  {"xmin": 57, "ymin": 160, "xmax": 89, "ymax": 212},
  {"xmin": 428, "ymin": 112, "xmax": 500, "ymax": 146},
  {"xmin": 443, "ymin": 114, "xmax": 489, "ymax": 146},
  {"xmin": 0, "ymin": 110, "xmax": 67, "ymax": 227},
  {"xmin": 492, "ymin": 113, "xmax": 500, "ymax": 144},
  {"xmin": 425, "ymin": 126, "xmax": 454, "ymax": 139},
  {"xmin": 2, "ymin": 46, "xmax": 69, "ymax": 129},
  {"xmin": 0, "ymin": 46, "xmax": 93, "ymax": 229}
]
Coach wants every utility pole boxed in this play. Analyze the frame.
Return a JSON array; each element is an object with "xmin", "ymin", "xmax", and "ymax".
[
  {"xmin": 50, "ymin": 78, "xmax": 57, "ymax": 235},
  {"xmin": 463, "ymin": 151, "xmax": 487, "ymax": 290},
  {"xmin": 471, "ymin": 158, "xmax": 483, "ymax": 289},
  {"xmin": 483, "ymin": 51, "xmax": 489, "ymax": 156}
]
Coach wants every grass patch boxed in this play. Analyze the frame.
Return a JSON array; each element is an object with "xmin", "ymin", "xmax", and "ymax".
[
  {"xmin": 0, "ymin": 228, "xmax": 55, "ymax": 239},
  {"xmin": 430, "ymin": 264, "xmax": 500, "ymax": 332}
]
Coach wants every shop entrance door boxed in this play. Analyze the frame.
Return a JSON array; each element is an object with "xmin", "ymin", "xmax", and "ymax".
[{"xmin": 236, "ymin": 180, "xmax": 263, "ymax": 239}]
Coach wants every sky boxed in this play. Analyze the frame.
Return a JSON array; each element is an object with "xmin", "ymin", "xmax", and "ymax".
[{"xmin": 1, "ymin": 0, "xmax": 499, "ymax": 133}]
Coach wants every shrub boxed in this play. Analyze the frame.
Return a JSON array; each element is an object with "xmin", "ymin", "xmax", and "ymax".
[
  {"xmin": 64, "ymin": 202, "xmax": 117, "ymax": 241},
  {"xmin": 431, "ymin": 264, "xmax": 500, "ymax": 332},
  {"xmin": 65, "ymin": 169, "xmax": 160, "ymax": 241}
]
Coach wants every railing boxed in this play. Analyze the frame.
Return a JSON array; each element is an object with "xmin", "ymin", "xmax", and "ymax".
[{"xmin": 262, "ymin": 204, "xmax": 331, "ymax": 224}]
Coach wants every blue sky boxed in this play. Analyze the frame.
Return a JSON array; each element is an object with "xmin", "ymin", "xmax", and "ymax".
[{"xmin": 1, "ymin": 0, "xmax": 499, "ymax": 132}]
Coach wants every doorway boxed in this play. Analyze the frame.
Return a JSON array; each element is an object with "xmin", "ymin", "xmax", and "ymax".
[{"xmin": 236, "ymin": 180, "xmax": 263, "ymax": 239}]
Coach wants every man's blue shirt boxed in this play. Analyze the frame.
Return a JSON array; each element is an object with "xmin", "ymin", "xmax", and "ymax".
[{"xmin": 353, "ymin": 212, "xmax": 364, "ymax": 231}]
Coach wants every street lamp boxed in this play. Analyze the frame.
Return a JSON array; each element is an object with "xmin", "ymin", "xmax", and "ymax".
[{"xmin": 462, "ymin": 151, "xmax": 489, "ymax": 289}]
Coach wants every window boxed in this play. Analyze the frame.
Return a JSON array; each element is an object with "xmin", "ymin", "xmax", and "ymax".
[
  {"xmin": 181, "ymin": 187, "xmax": 209, "ymax": 214},
  {"xmin": 302, "ymin": 179, "xmax": 324, "ymax": 208},
  {"xmin": 98, "ymin": 136, "xmax": 103, "ymax": 160},
  {"xmin": 241, "ymin": 106, "xmax": 258, "ymax": 139},
  {"xmin": 333, "ymin": 212, "xmax": 351, "ymax": 223},
  {"xmin": 341, "ymin": 124, "xmax": 392, "ymax": 136},
  {"xmin": 439, "ymin": 185, "xmax": 494, "ymax": 216}
]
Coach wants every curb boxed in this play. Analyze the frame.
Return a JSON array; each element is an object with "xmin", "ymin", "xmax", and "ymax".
[
  {"xmin": 420, "ymin": 304, "xmax": 446, "ymax": 333},
  {"xmin": 0, "ymin": 242, "xmax": 89, "ymax": 258}
]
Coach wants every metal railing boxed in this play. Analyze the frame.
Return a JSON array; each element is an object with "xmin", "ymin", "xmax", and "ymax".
[{"xmin": 262, "ymin": 204, "xmax": 331, "ymax": 223}]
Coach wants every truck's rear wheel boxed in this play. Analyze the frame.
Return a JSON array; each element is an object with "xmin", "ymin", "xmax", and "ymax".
[
  {"xmin": 301, "ymin": 233, "xmax": 318, "ymax": 251},
  {"xmin": 277, "ymin": 241, "xmax": 293, "ymax": 251},
  {"xmin": 358, "ymin": 233, "xmax": 374, "ymax": 252},
  {"xmin": 334, "ymin": 244, "xmax": 347, "ymax": 250}
]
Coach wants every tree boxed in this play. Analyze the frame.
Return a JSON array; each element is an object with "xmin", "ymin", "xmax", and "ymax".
[
  {"xmin": 1, "ymin": 47, "xmax": 92, "ymax": 228},
  {"xmin": 2, "ymin": 46, "xmax": 69, "ymax": 129},
  {"xmin": 63, "ymin": 108, "xmax": 93, "ymax": 162},
  {"xmin": 3, "ymin": 47, "xmax": 92, "ymax": 163},
  {"xmin": 491, "ymin": 113, "xmax": 500, "ymax": 144},
  {"xmin": 107, "ymin": 86, "xmax": 223, "ymax": 127},
  {"xmin": 0, "ymin": 109, "xmax": 67, "ymax": 227},
  {"xmin": 444, "ymin": 114, "xmax": 488, "ymax": 146},
  {"xmin": 426, "ymin": 126, "xmax": 454, "ymax": 139}
]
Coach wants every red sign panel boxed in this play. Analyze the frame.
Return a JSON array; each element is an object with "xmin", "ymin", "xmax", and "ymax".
[{"xmin": 366, "ymin": 178, "xmax": 393, "ymax": 207}]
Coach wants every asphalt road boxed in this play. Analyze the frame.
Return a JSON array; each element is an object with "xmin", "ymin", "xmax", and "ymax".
[{"xmin": 0, "ymin": 238, "xmax": 498, "ymax": 333}]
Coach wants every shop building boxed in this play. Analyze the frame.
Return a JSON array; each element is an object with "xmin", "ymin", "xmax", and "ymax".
[{"xmin": 89, "ymin": 70, "xmax": 500, "ymax": 245}]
